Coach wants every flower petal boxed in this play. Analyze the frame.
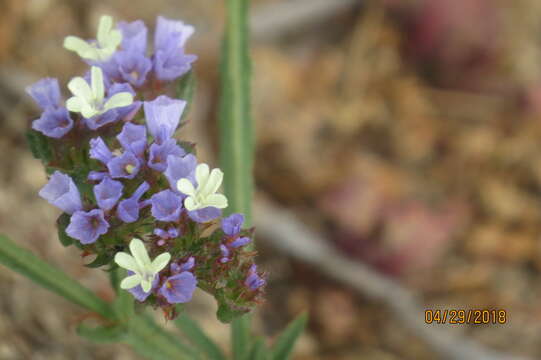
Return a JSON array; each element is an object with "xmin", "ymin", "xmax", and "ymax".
[
  {"xmin": 120, "ymin": 274, "xmax": 142, "ymax": 289},
  {"xmin": 63, "ymin": 36, "xmax": 92, "ymax": 57},
  {"xmin": 201, "ymin": 168, "xmax": 223, "ymax": 197},
  {"xmin": 91, "ymin": 66, "xmax": 104, "ymax": 104},
  {"xmin": 129, "ymin": 238, "xmax": 151, "ymax": 267},
  {"xmin": 184, "ymin": 196, "xmax": 197, "ymax": 211},
  {"xmin": 203, "ymin": 194, "xmax": 228, "ymax": 209},
  {"xmin": 104, "ymin": 92, "xmax": 134, "ymax": 112},
  {"xmin": 114, "ymin": 252, "xmax": 139, "ymax": 272},
  {"xmin": 67, "ymin": 77, "xmax": 92, "ymax": 101},
  {"xmin": 151, "ymin": 252, "xmax": 171, "ymax": 274},
  {"xmin": 97, "ymin": 15, "xmax": 113, "ymax": 45},
  {"xmin": 195, "ymin": 163, "xmax": 210, "ymax": 186},
  {"xmin": 177, "ymin": 178, "xmax": 195, "ymax": 196}
]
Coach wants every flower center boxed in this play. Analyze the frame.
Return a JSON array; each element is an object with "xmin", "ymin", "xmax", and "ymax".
[{"xmin": 125, "ymin": 164, "xmax": 135, "ymax": 174}]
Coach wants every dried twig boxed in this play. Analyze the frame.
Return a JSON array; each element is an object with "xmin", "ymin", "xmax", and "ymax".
[{"xmin": 254, "ymin": 197, "xmax": 528, "ymax": 360}]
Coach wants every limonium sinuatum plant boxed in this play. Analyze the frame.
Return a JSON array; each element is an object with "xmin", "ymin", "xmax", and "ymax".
[{"xmin": 28, "ymin": 15, "xmax": 265, "ymax": 322}]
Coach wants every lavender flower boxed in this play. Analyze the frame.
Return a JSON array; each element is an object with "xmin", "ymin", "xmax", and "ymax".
[
  {"xmin": 230, "ymin": 237, "xmax": 251, "ymax": 248},
  {"xmin": 153, "ymin": 16, "xmax": 197, "ymax": 81},
  {"xmin": 38, "ymin": 171, "xmax": 83, "ymax": 214},
  {"xmin": 164, "ymin": 154, "xmax": 197, "ymax": 191},
  {"xmin": 118, "ymin": 20, "xmax": 148, "ymax": 54},
  {"xmin": 117, "ymin": 181, "xmax": 150, "ymax": 223},
  {"xmin": 116, "ymin": 51, "xmax": 152, "ymax": 87},
  {"xmin": 89, "ymin": 137, "xmax": 113, "ymax": 164},
  {"xmin": 220, "ymin": 244, "xmax": 230, "ymax": 263},
  {"xmin": 107, "ymin": 151, "xmax": 141, "ymax": 179},
  {"xmin": 222, "ymin": 213, "xmax": 244, "ymax": 236},
  {"xmin": 93, "ymin": 177, "xmax": 123, "ymax": 211},
  {"xmin": 26, "ymin": 78, "xmax": 62, "ymax": 110},
  {"xmin": 148, "ymin": 139, "xmax": 185, "ymax": 172},
  {"xmin": 66, "ymin": 209, "xmax": 109, "ymax": 244},
  {"xmin": 159, "ymin": 272, "xmax": 197, "ymax": 304},
  {"xmin": 188, "ymin": 207, "xmax": 221, "ymax": 223},
  {"xmin": 150, "ymin": 190, "xmax": 183, "ymax": 222},
  {"xmin": 32, "ymin": 108, "xmax": 73, "ymax": 139},
  {"xmin": 144, "ymin": 95, "xmax": 186, "ymax": 143},
  {"xmin": 245, "ymin": 264, "xmax": 265, "ymax": 291},
  {"xmin": 116, "ymin": 122, "xmax": 147, "ymax": 158}
]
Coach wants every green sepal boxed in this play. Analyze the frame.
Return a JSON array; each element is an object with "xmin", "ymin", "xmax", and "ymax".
[
  {"xmin": 84, "ymin": 252, "xmax": 113, "ymax": 268},
  {"xmin": 176, "ymin": 70, "xmax": 196, "ymax": 122},
  {"xmin": 56, "ymin": 213, "xmax": 74, "ymax": 247},
  {"xmin": 26, "ymin": 129, "xmax": 52, "ymax": 163}
]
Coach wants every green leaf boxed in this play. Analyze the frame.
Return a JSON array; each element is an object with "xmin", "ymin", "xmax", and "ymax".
[
  {"xmin": 26, "ymin": 129, "xmax": 52, "ymax": 163},
  {"xmin": 0, "ymin": 234, "xmax": 112, "ymax": 318},
  {"xmin": 271, "ymin": 313, "xmax": 308, "ymax": 360},
  {"xmin": 177, "ymin": 70, "xmax": 197, "ymax": 121},
  {"xmin": 175, "ymin": 313, "xmax": 226, "ymax": 360},
  {"xmin": 111, "ymin": 268, "xmax": 134, "ymax": 321},
  {"xmin": 219, "ymin": 0, "xmax": 253, "ymax": 228},
  {"xmin": 84, "ymin": 252, "xmax": 113, "ymax": 268},
  {"xmin": 249, "ymin": 337, "xmax": 269, "ymax": 360},
  {"xmin": 129, "ymin": 314, "xmax": 202, "ymax": 360},
  {"xmin": 56, "ymin": 213, "xmax": 74, "ymax": 247},
  {"xmin": 231, "ymin": 315, "xmax": 252, "ymax": 359},
  {"xmin": 77, "ymin": 322, "xmax": 128, "ymax": 343}
]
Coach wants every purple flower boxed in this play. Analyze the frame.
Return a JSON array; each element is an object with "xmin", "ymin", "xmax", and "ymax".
[
  {"xmin": 221, "ymin": 213, "xmax": 244, "ymax": 236},
  {"xmin": 118, "ymin": 20, "xmax": 148, "ymax": 54},
  {"xmin": 153, "ymin": 46, "xmax": 197, "ymax": 82},
  {"xmin": 220, "ymin": 244, "xmax": 230, "ymax": 263},
  {"xmin": 26, "ymin": 78, "xmax": 61, "ymax": 110},
  {"xmin": 88, "ymin": 171, "xmax": 108, "ymax": 182},
  {"xmin": 107, "ymin": 151, "xmax": 141, "ymax": 179},
  {"xmin": 32, "ymin": 108, "xmax": 73, "ymax": 138},
  {"xmin": 188, "ymin": 207, "xmax": 221, "ymax": 223},
  {"xmin": 144, "ymin": 95, "xmax": 186, "ymax": 143},
  {"xmin": 117, "ymin": 122, "xmax": 147, "ymax": 157},
  {"xmin": 154, "ymin": 16, "xmax": 194, "ymax": 51},
  {"xmin": 148, "ymin": 139, "xmax": 185, "ymax": 172},
  {"xmin": 38, "ymin": 171, "xmax": 83, "ymax": 214},
  {"xmin": 127, "ymin": 270, "xmax": 158, "ymax": 302},
  {"xmin": 66, "ymin": 209, "xmax": 109, "ymax": 244},
  {"xmin": 154, "ymin": 227, "xmax": 179, "ymax": 239},
  {"xmin": 170, "ymin": 257, "xmax": 194, "ymax": 274},
  {"xmin": 159, "ymin": 272, "xmax": 197, "ymax": 304},
  {"xmin": 164, "ymin": 154, "xmax": 197, "ymax": 191},
  {"xmin": 117, "ymin": 181, "xmax": 149, "ymax": 223},
  {"xmin": 150, "ymin": 190, "xmax": 183, "ymax": 222},
  {"xmin": 244, "ymin": 264, "xmax": 265, "ymax": 291},
  {"xmin": 230, "ymin": 237, "xmax": 251, "ymax": 248},
  {"xmin": 89, "ymin": 137, "xmax": 113, "ymax": 164},
  {"xmin": 116, "ymin": 50, "xmax": 152, "ymax": 87},
  {"xmin": 93, "ymin": 177, "xmax": 123, "ymax": 211},
  {"xmin": 153, "ymin": 16, "xmax": 197, "ymax": 82}
]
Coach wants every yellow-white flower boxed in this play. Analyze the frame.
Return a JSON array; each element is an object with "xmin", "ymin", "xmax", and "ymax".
[
  {"xmin": 177, "ymin": 163, "xmax": 228, "ymax": 211},
  {"xmin": 64, "ymin": 15, "xmax": 122, "ymax": 62},
  {"xmin": 114, "ymin": 238, "xmax": 171, "ymax": 292},
  {"xmin": 66, "ymin": 66, "xmax": 133, "ymax": 119}
]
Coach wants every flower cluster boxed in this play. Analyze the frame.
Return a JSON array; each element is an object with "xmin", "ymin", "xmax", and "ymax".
[{"xmin": 28, "ymin": 15, "xmax": 264, "ymax": 322}]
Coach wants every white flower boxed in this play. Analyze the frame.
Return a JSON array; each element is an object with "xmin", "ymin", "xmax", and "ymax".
[
  {"xmin": 66, "ymin": 66, "xmax": 133, "ymax": 119},
  {"xmin": 114, "ymin": 238, "xmax": 171, "ymax": 292},
  {"xmin": 64, "ymin": 15, "xmax": 122, "ymax": 61},
  {"xmin": 177, "ymin": 163, "xmax": 228, "ymax": 211}
]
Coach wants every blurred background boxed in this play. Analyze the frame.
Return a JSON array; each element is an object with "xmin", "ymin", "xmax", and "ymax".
[{"xmin": 1, "ymin": 0, "xmax": 541, "ymax": 358}]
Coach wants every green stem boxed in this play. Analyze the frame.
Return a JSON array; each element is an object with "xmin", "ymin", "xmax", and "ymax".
[{"xmin": 219, "ymin": 0, "xmax": 254, "ymax": 358}]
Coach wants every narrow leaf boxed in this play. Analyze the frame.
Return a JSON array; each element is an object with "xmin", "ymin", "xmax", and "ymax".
[
  {"xmin": 175, "ymin": 313, "xmax": 226, "ymax": 360},
  {"xmin": 0, "ymin": 234, "xmax": 112, "ymax": 318},
  {"xmin": 250, "ymin": 337, "xmax": 269, "ymax": 360},
  {"xmin": 232, "ymin": 315, "xmax": 251, "ymax": 360},
  {"xmin": 271, "ymin": 313, "xmax": 308, "ymax": 360},
  {"xmin": 77, "ymin": 323, "xmax": 127, "ymax": 343}
]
